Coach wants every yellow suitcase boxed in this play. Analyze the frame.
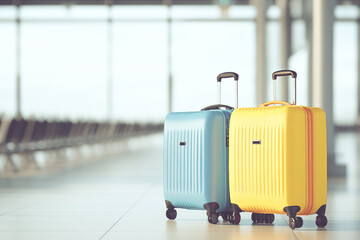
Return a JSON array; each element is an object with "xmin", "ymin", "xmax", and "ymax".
[{"xmin": 228, "ymin": 70, "xmax": 327, "ymax": 229}]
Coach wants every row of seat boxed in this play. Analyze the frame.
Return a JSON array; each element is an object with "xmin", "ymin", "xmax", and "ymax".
[{"xmin": 0, "ymin": 116, "xmax": 163, "ymax": 172}]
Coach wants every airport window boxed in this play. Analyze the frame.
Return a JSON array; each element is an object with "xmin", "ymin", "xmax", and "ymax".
[
  {"xmin": 112, "ymin": 21, "xmax": 168, "ymax": 121},
  {"xmin": 0, "ymin": 6, "xmax": 16, "ymax": 19},
  {"xmin": 171, "ymin": 6, "xmax": 256, "ymax": 111},
  {"xmin": 333, "ymin": 21, "xmax": 358, "ymax": 125},
  {"xmin": 21, "ymin": 21, "xmax": 108, "ymax": 119},
  {"xmin": 289, "ymin": 19, "xmax": 308, "ymax": 106},
  {"xmin": 0, "ymin": 3, "xmax": 359, "ymax": 126},
  {"xmin": 0, "ymin": 22, "xmax": 16, "ymax": 116},
  {"xmin": 171, "ymin": 6, "xmax": 221, "ymax": 19},
  {"xmin": 20, "ymin": 6, "xmax": 69, "ymax": 19},
  {"xmin": 266, "ymin": 20, "xmax": 280, "ymax": 101},
  {"xmin": 172, "ymin": 21, "xmax": 256, "ymax": 111},
  {"xmin": 335, "ymin": 4, "xmax": 359, "ymax": 19},
  {"xmin": 112, "ymin": 6, "xmax": 167, "ymax": 19}
]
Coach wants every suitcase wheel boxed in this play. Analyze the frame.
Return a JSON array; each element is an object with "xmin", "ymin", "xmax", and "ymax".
[
  {"xmin": 284, "ymin": 206, "xmax": 301, "ymax": 229},
  {"xmin": 251, "ymin": 213, "xmax": 275, "ymax": 224},
  {"xmin": 289, "ymin": 217, "xmax": 296, "ymax": 229},
  {"xmin": 289, "ymin": 217, "xmax": 303, "ymax": 229},
  {"xmin": 220, "ymin": 212, "xmax": 227, "ymax": 221},
  {"xmin": 166, "ymin": 209, "xmax": 177, "ymax": 220},
  {"xmin": 295, "ymin": 217, "xmax": 303, "ymax": 228},
  {"xmin": 208, "ymin": 213, "xmax": 219, "ymax": 224},
  {"xmin": 315, "ymin": 215, "xmax": 327, "ymax": 228},
  {"xmin": 220, "ymin": 212, "xmax": 232, "ymax": 222},
  {"xmin": 229, "ymin": 212, "xmax": 241, "ymax": 225}
]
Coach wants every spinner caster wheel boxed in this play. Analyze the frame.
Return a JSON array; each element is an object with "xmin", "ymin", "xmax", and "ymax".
[
  {"xmin": 268, "ymin": 214, "xmax": 275, "ymax": 224},
  {"xmin": 251, "ymin": 213, "xmax": 257, "ymax": 223},
  {"xmin": 295, "ymin": 217, "xmax": 303, "ymax": 228},
  {"xmin": 220, "ymin": 212, "xmax": 232, "ymax": 222},
  {"xmin": 256, "ymin": 213, "xmax": 265, "ymax": 223},
  {"xmin": 229, "ymin": 212, "xmax": 241, "ymax": 225},
  {"xmin": 208, "ymin": 213, "xmax": 219, "ymax": 224},
  {"xmin": 264, "ymin": 214, "xmax": 275, "ymax": 224},
  {"xmin": 166, "ymin": 209, "xmax": 177, "ymax": 220},
  {"xmin": 289, "ymin": 217, "xmax": 296, "ymax": 229},
  {"xmin": 315, "ymin": 215, "xmax": 328, "ymax": 228}
]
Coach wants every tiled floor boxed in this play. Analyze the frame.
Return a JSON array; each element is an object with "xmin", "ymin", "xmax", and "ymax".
[{"xmin": 0, "ymin": 133, "xmax": 359, "ymax": 240}]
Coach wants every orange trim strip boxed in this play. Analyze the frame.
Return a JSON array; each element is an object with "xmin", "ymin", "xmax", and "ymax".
[
  {"xmin": 302, "ymin": 107, "xmax": 310, "ymax": 214},
  {"xmin": 300, "ymin": 107, "xmax": 308, "ymax": 213},
  {"xmin": 307, "ymin": 107, "xmax": 315, "ymax": 214},
  {"xmin": 301, "ymin": 107, "xmax": 314, "ymax": 215}
]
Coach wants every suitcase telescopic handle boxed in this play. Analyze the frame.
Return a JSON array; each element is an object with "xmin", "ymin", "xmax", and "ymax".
[
  {"xmin": 272, "ymin": 70, "xmax": 297, "ymax": 105},
  {"xmin": 216, "ymin": 72, "xmax": 239, "ymax": 108},
  {"xmin": 217, "ymin": 72, "xmax": 239, "ymax": 82}
]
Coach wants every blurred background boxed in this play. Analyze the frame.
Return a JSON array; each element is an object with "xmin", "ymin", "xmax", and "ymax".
[
  {"xmin": 1, "ymin": 0, "xmax": 358, "ymax": 176},
  {"xmin": 0, "ymin": 0, "xmax": 359, "ymax": 238},
  {"xmin": 0, "ymin": 0, "xmax": 358, "ymax": 122}
]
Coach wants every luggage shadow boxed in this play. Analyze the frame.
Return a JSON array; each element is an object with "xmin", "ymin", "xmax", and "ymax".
[{"xmin": 298, "ymin": 220, "xmax": 360, "ymax": 232}]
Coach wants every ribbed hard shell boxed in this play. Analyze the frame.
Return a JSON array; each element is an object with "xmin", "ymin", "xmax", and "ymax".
[
  {"xmin": 229, "ymin": 105, "xmax": 327, "ymax": 215},
  {"xmin": 163, "ymin": 110, "xmax": 232, "ymax": 212},
  {"xmin": 165, "ymin": 128, "xmax": 204, "ymax": 197},
  {"xmin": 231, "ymin": 124, "xmax": 286, "ymax": 213}
]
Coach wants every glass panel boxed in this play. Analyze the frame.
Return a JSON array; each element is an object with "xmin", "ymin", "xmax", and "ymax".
[
  {"xmin": 0, "ymin": 23, "xmax": 16, "ymax": 116},
  {"xmin": 333, "ymin": 22, "xmax": 358, "ymax": 125},
  {"xmin": 289, "ymin": 0, "xmax": 303, "ymax": 19},
  {"xmin": 335, "ymin": 5, "xmax": 359, "ymax": 19},
  {"xmin": 267, "ymin": 5, "xmax": 280, "ymax": 20},
  {"xmin": 228, "ymin": 5, "xmax": 256, "ymax": 18},
  {"xmin": 266, "ymin": 19, "xmax": 307, "ymax": 105},
  {"xmin": 171, "ymin": 6, "xmax": 221, "ymax": 19},
  {"xmin": 292, "ymin": 20, "xmax": 306, "ymax": 53},
  {"xmin": 112, "ymin": 22, "xmax": 167, "ymax": 122},
  {"xmin": 21, "ymin": 6, "xmax": 109, "ymax": 20},
  {"xmin": 0, "ymin": 6, "xmax": 16, "ymax": 19},
  {"xmin": 266, "ymin": 21, "xmax": 280, "ymax": 101},
  {"xmin": 290, "ymin": 19, "xmax": 308, "ymax": 106},
  {"xmin": 266, "ymin": 6, "xmax": 281, "ymax": 103},
  {"xmin": 172, "ymin": 21, "xmax": 256, "ymax": 111},
  {"xmin": 113, "ymin": 6, "xmax": 167, "ymax": 19},
  {"xmin": 68, "ymin": 6, "xmax": 108, "ymax": 19},
  {"xmin": 21, "ymin": 22, "xmax": 108, "ymax": 119},
  {"xmin": 20, "ymin": 6, "xmax": 68, "ymax": 19},
  {"xmin": 289, "ymin": 49, "xmax": 308, "ymax": 106},
  {"xmin": 6, "ymin": 5, "xmax": 256, "ymax": 121}
]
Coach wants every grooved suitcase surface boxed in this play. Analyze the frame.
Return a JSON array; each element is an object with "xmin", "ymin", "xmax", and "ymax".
[
  {"xmin": 163, "ymin": 110, "xmax": 231, "ymax": 212},
  {"xmin": 229, "ymin": 106, "xmax": 327, "ymax": 215},
  {"xmin": 232, "ymin": 124, "xmax": 286, "ymax": 207},
  {"xmin": 165, "ymin": 128, "xmax": 204, "ymax": 196}
]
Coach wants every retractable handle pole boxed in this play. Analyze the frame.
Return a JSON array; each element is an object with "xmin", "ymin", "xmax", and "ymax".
[
  {"xmin": 216, "ymin": 72, "xmax": 239, "ymax": 108},
  {"xmin": 272, "ymin": 70, "xmax": 297, "ymax": 105}
]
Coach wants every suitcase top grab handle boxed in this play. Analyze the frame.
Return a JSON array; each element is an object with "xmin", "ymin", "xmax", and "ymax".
[
  {"xmin": 259, "ymin": 101, "xmax": 292, "ymax": 107},
  {"xmin": 216, "ymin": 72, "xmax": 239, "ymax": 108},
  {"xmin": 271, "ymin": 69, "xmax": 297, "ymax": 105}
]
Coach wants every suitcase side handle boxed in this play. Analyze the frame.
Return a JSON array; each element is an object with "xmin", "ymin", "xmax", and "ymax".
[
  {"xmin": 201, "ymin": 104, "xmax": 234, "ymax": 111},
  {"xmin": 271, "ymin": 69, "xmax": 297, "ymax": 105},
  {"xmin": 216, "ymin": 72, "xmax": 239, "ymax": 108},
  {"xmin": 259, "ymin": 101, "xmax": 292, "ymax": 107}
]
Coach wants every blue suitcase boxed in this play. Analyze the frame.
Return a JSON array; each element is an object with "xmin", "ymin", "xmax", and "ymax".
[{"xmin": 163, "ymin": 72, "xmax": 239, "ymax": 224}]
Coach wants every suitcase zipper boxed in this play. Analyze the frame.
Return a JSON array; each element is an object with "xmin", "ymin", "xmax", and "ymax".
[{"xmin": 300, "ymin": 106, "xmax": 314, "ymax": 215}]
